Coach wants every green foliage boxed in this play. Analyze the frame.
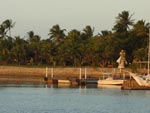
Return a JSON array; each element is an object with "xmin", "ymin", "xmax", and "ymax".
[
  {"xmin": 0, "ymin": 11, "xmax": 150, "ymax": 67},
  {"xmin": 113, "ymin": 11, "xmax": 134, "ymax": 33}
]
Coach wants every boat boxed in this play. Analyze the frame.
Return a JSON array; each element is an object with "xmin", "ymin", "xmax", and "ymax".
[
  {"xmin": 97, "ymin": 76, "xmax": 124, "ymax": 85},
  {"xmin": 97, "ymin": 70, "xmax": 124, "ymax": 85}
]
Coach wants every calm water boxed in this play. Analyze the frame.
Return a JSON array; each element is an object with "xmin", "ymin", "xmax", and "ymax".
[{"xmin": 0, "ymin": 85, "xmax": 150, "ymax": 113}]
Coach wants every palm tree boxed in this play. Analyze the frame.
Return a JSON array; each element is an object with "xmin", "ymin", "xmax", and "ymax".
[
  {"xmin": 27, "ymin": 31, "xmax": 41, "ymax": 64},
  {"xmin": 48, "ymin": 24, "xmax": 66, "ymax": 43},
  {"xmin": 28, "ymin": 31, "xmax": 34, "ymax": 40},
  {"xmin": 0, "ymin": 25, "xmax": 5, "ymax": 38},
  {"xmin": 2, "ymin": 19, "xmax": 15, "ymax": 38},
  {"xmin": 132, "ymin": 20, "xmax": 150, "ymax": 37},
  {"xmin": 11, "ymin": 36, "xmax": 27, "ymax": 64},
  {"xmin": 113, "ymin": 11, "xmax": 134, "ymax": 33},
  {"xmin": 60, "ymin": 29, "xmax": 83, "ymax": 66},
  {"xmin": 68, "ymin": 29, "xmax": 81, "ymax": 39},
  {"xmin": 82, "ymin": 25, "xmax": 94, "ymax": 39},
  {"xmin": 40, "ymin": 40, "xmax": 51, "ymax": 64},
  {"xmin": 0, "ymin": 37, "xmax": 14, "ymax": 64},
  {"xmin": 98, "ymin": 30, "xmax": 112, "ymax": 37}
]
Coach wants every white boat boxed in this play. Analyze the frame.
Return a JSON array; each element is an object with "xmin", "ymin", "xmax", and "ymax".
[
  {"xmin": 97, "ymin": 76, "xmax": 123, "ymax": 85},
  {"xmin": 97, "ymin": 68, "xmax": 124, "ymax": 85},
  {"xmin": 97, "ymin": 84, "xmax": 121, "ymax": 89}
]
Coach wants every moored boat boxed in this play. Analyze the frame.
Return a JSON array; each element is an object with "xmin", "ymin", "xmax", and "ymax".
[{"xmin": 97, "ymin": 76, "xmax": 123, "ymax": 85}]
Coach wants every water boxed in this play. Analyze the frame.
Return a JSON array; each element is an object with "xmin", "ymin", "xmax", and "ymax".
[{"xmin": 0, "ymin": 85, "xmax": 150, "ymax": 113}]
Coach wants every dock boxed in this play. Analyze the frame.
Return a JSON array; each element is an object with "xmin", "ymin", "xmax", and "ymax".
[
  {"xmin": 1, "ymin": 66, "xmax": 144, "ymax": 89},
  {"xmin": 122, "ymin": 71, "xmax": 150, "ymax": 90}
]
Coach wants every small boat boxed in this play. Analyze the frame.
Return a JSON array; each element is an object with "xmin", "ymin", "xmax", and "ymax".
[
  {"xmin": 98, "ymin": 68, "xmax": 124, "ymax": 85},
  {"xmin": 97, "ymin": 76, "xmax": 123, "ymax": 85},
  {"xmin": 58, "ymin": 80, "xmax": 71, "ymax": 84}
]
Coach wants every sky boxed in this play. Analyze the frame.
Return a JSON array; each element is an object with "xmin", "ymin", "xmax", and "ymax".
[{"xmin": 0, "ymin": 0, "xmax": 150, "ymax": 39}]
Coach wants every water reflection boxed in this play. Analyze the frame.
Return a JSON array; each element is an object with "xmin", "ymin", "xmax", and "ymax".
[
  {"xmin": 97, "ymin": 85, "xmax": 121, "ymax": 89},
  {"xmin": 0, "ymin": 83, "xmax": 150, "ymax": 97},
  {"xmin": 0, "ymin": 83, "xmax": 46, "ymax": 88},
  {"xmin": 0, "ymin": 83, "xmax": 129, "ymax": 90}
]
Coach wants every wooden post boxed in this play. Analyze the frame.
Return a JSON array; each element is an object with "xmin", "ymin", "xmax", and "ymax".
[
  {"xmin": 46, "ymin": 67, "xmax": 48, "ymax": 78},
  {"xmin": 51, "ymin": 68, "xmax": 54, "ymax": 79},
  {"xmin": 44, "ymin": 67, "xmax": 48, "ymax": 82},
  {"xmin": 79, "ymin": 68, "xmax": 82, "ymax": 79},
  {"xmin": 85, "ymin": 68, "xmax": 87, "ymax": 79}
]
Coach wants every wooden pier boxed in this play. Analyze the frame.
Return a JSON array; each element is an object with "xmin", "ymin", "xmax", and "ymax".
[
  {"xmin": 121, "ymin": 71, "xmax": 150, "ymax": 90},
  {"xmin": 44, "ymin": 67, "xmax": 100, "ymax": 86},
  {"xmin": 44, "ymin": 68, "xmax": 126, "ymax": 87},
  {"xmin": 122, "ymin": 78, "xmax": 150, "ymax": 90}
]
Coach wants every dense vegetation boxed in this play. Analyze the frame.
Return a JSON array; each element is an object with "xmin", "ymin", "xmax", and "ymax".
[{"xmin": 0, "ymin": 11, "xmax": 150, "ymax": 67}]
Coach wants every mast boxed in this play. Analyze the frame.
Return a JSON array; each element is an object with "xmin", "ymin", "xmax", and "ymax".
[{"xmin": 148, "ymin": 28, "xmax": 150, "ymax": 75}]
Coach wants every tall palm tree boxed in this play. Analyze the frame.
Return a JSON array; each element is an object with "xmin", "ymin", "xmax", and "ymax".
[
  {"xmin": 0, "ymin": 25, "xmax": 5, "ymax": 38},
  {"xmin": 48, "ymin": 24, "xmax": 66, "ymax": 43},
  {"xmin": 27, "ymin": 31, "xmax": 41, "ymax": 64},
  {"xmin": 82, "ymin": 25, "xmax": 94, "ymax": 38},
  {"xmin": 2, "ymin": 19, "xmax": 15, "ymax": 38},
  {"xmin": 11, "ymin": 36, "xmax": 27, "ymax": 64},
  {"xmin": 132, "ymin": 20, "xmax": 150, "ymax": 36},
  {"xmin": 40, "ymin": 40, "xmax": 51, "ymax": 64},
  {"xmin": 59, "ymin": 29, "xmax": 82, "ymax": 66},
  {"xmin": 113, "ymin": 11, "xmax": 134, "ymax": 33},
  {"xmin": 0, "ymin": 37, "xmax": 14, "ymax": 64},
  {"xmin": 28, "ymin": 31, "xmax": 34, "ymax": 39}
]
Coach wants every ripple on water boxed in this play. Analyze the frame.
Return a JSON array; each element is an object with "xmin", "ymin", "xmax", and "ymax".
[{"xmin": 0, "ymin": 87, "xmax": 150, "ymax": 113}]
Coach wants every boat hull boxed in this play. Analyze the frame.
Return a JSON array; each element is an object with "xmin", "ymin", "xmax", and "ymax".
[{"xmin": 97, "ymin": 80, "xmax": 124, "ymax": 85}]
